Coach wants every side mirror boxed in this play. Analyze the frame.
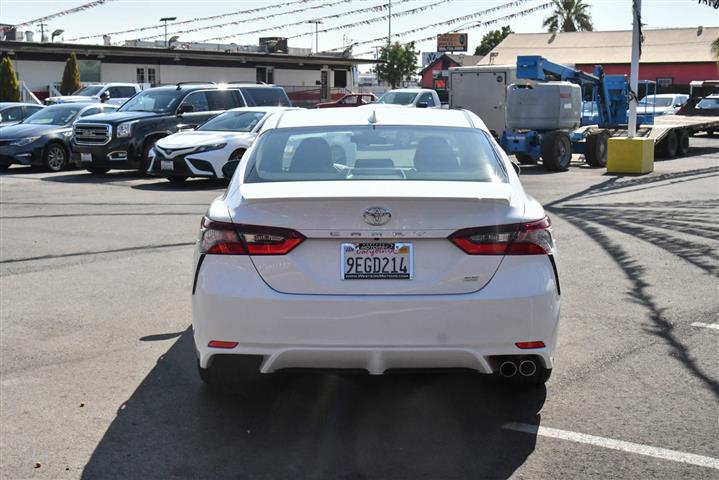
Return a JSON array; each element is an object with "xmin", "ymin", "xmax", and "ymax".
[
  {"xmin": 100, "ymin": 91, "xmax": 110, "ymax": 102},
  {"xmin": 511, "ymin": 162, "xmax": 521, "ymax": 175},
  {"xmin": 416, "ymin": 102, "xmax": 429, "ymax": 109},
  {"xmin": 177, "ymin": 104, "xmax": 194, "ymax": 115},
  {"xmin": 222, "ymin": 160, "xmax": 240, "ymax": 179}
]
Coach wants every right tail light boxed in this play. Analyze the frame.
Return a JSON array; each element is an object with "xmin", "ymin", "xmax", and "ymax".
[{"xmin": 449, "ymin": 217, "xmax": 554, "ymax": 255}]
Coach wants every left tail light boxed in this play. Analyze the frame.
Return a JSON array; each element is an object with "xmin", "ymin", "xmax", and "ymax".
[
  {"xmin": 449, "ymin": 216, "xmax": 554, "ymax": 255},
  {"xmin": 199, "ymin": 217, "xmax": 304, "ymax": 255}
]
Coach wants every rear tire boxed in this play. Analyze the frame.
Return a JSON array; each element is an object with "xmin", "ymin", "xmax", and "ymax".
[
  {"xmin": 658, "ymin": 130, "xmax": 678, "ymax": 158},
  {"xmin": 585, "ymin": 130, "xmax": 609, "ymax": 168},
  {"xmin": 541, "ymin": 131, "xmax": 572, "ymax": 172},
  {"xmin": 86, "ymin": 167, "xmax": 110, "ymax": 175},
  {"xmin": 515, "ymin": 153, "xmax": 538, "ymax": 165}
]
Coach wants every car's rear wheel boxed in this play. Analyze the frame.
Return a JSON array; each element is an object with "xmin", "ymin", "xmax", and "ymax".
[
  {"xmin": 44, "ymin": 143, "xmax": 68, "ymax": 172},
  {"xmin": 86, "ymin": 167, "xmax": 110, "ymax": 175}
]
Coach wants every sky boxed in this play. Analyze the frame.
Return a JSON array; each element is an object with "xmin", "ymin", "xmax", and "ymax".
[{"xmin": 1, "ymin": 0, "xmax": 717, "ymax": 58}]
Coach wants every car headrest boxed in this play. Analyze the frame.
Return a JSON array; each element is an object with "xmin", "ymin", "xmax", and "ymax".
[
  {"xmin": 289, "ymin": 137, "xmax": 335, "ymax": 173},
  {"xmin": 413, "ymin": 136, "xmax": 459, "ymax": 172}
]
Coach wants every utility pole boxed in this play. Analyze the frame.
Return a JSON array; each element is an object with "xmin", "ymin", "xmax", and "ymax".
[
  {"xmin": 627, "ymin": 0, "xmax": 641, "ymax": 138},
  {"xmin": 388, "ymin": 0, "xmax": 392, "ymax": 45},
  {"xmin": 38, "ymin": 22, "xmax": 47, "ymax": 42}
]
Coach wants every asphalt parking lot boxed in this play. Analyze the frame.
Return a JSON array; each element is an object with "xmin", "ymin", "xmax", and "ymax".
[{"xmin": 1, "ymin": 136, "xmax": 717, "ymax": 479}]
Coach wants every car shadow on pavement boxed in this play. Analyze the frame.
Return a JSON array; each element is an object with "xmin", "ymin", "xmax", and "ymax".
[
  {"xmin": 81, "ymin": 330, "xmax": 545, "ymax": 480},
  {"xmin": 547, "ymin": 168, "xmax": 719, "ymax": 401},
  {"xmin": 41, "ymin": 171, "xmax": 145, "ymax": 183},
  {"xmin": 131, "ymin": 178, "xmax": 229, "ymax": 191}
]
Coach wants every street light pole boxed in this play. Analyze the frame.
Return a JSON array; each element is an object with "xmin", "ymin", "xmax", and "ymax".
[
  {"xmin": 388, "ymin": 0, "xmax": 392, "ymax": 45},
  {"xmin": 628, "ymin": 0, "xmax": 641, "ymax": 139},
  {"xmin": 307, "ymin": 20, "xmax": 323, "ymax": 54},
  {"xmin": 160, "ymin": 17, "xmax": 177, "ymax": 48}
]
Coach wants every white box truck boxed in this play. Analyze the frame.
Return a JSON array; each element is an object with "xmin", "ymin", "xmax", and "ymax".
[{"xmin": 448, "ymin": 65, "xmax": 517, "ymax": 137}]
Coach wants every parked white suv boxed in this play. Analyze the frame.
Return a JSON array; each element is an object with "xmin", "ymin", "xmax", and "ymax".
[
  {"xmin": 45, "ymin": 83, "xmax": 141, "ymax": 106},
  {"xmin": 636, "ymin": 94, "xmax": 688, "ymax": 116}
]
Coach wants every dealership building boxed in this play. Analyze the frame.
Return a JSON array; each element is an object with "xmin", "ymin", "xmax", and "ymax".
[
  {"xmin": 480, "ymin": 27, "xmax": 719, "ymax": 91},
  {"xmin": 0, "ymin": 39, "xmax": 377, "ymax": 103}
]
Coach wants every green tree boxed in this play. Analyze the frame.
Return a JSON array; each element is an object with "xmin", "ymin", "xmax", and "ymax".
[
  {"xmin": 542, "ymin": 0, "xmax": 594, "ymax": 32},
  {"xmin": 60, "ymin": 52, "xmax": 81, "ymax": 95},
  {"xmin": 0, "ymin": 57, "xmax": 20, "ymax": 102},
  {"xmin": 474, "ymin": 26, "xmax": 513, "ymax": 56},
  {"xmin": 712, "ymin": 37, "xmax": 719, "ymax": 65},
  {"xmin": 376, "ymin": 41, "xmax": 418, "ymax": 88}
]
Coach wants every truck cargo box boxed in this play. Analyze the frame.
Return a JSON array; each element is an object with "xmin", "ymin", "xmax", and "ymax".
[{"xmin": 506, "ymin": 81, "xmax": 582, "ymax": 131}]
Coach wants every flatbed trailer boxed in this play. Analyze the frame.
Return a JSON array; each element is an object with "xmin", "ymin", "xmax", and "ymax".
[{"xmin": 573, "ymin": 115, "xmax": 718, "ymax": 159}]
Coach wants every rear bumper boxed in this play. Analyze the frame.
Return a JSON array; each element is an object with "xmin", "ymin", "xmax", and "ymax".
[{"xmin": 192, "ymin": 255, "xmax": 561, "ymax": 374}]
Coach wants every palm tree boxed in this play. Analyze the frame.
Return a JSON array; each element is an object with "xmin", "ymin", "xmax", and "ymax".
[{"xmin": 543, "ymin": 0, "xmax": 594, "ymax": 32}]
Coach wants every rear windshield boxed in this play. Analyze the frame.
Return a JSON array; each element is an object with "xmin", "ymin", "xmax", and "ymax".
[
  {"xmin": 242, "ymin": 88, "xmax": 291, "ymax": 107},
  {"xmin": 244, "ymin": 126, "xmax": 507, "ymax": 183}
]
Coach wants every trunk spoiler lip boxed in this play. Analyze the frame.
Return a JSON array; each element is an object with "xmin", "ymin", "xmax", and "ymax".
[{"xmin": 239, "ymin": 181, "xmax": 513, "ymax": 203}]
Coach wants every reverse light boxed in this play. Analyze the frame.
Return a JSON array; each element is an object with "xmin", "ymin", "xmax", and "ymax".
[
  {"xmin": 515, "ymin": 341, "xmax": 546, "ymax": 349},
  {"xmin": 199, "ymin": 217, "xmax": 304, "ymax": 255},
  {"xmin": 449, "ymin": 217, "xmax": 554, "ymax": 255}
]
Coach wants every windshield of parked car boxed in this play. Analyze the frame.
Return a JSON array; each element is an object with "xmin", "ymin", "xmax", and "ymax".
[
  {"xmin": 198, "ymin": 111, "xmax": 266, "ymax": 132},
  {"xmin": 244, "ymin": 126, "xmax": 507, "ymax": 184},
  {"xmin": 119, "ymin": 89, "xmax": 179, "ymax": 113},
  {"xmin": 376, "ymin": 92, "xmax": 418, "ymax": 105},
  {"xmin": 72, "ymin": 86, "xmax": 104, "ymax": 96},
  {"xmin": 639, "ymin": 97, "xmax": 673, "ymax": 107},
  {"xmin": 241, "ymin": 88, "xmax": 291, "ymax": 107},
  {"xmin": 696, "ymin": 98, "xmax": 719, "ymax": 109},
  {"xmin": 23, "ymin": 105, "xmax": 84, "ymax": 125}
]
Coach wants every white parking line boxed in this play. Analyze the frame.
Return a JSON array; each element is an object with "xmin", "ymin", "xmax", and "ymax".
[
  {"xmin": 691, "ymin": 322, "xmax": 719, "ymax": 330},
  {"xmin": 503, "ymin": 422, "xmax": 719, "ymax": 470}
]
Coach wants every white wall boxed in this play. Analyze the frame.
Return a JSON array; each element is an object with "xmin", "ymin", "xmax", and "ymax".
[
  {"xmin": 14, "ymin": 59, "xmax": 355, "ymax": 93},
  {"xmin": 12, "ymin": 60, "xmax": 65, "ymax": 93}
]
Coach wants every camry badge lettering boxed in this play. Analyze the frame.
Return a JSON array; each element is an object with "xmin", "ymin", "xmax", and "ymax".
[{"xmin": 363, "ymin": 207, "xmax": 391, "ymax": 226}]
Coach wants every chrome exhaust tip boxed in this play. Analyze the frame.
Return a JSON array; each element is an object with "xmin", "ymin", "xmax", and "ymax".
[
  {"xmin": 518, "ymin": 359, "xmax": 537, "ymax": 377},
  {"xmin": 499, "ymin": 361, "xmax": 518, "ymax": 378}
]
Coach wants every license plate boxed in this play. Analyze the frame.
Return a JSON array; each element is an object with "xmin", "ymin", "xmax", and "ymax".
[
  {"xmin": 161, "ymin": 160, "xmax": 174, "ymax": 171},
  {"xmin": 341, "ymin": 242, "xmax": 413, "ymax": 280},
  {"xmin": 80, "ymin": 153, "xmax": 92, "ymax": 162}
]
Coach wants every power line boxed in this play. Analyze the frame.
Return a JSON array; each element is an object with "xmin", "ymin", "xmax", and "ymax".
[
  {"xmin": 198, "ymin": 0, "xmax": 441, "ymax": 44},
  {"xmin": 3, "ymin": 0, "xmax": 116, "ymax": 33},
  {"xmin": 352, "ymin": 2, "xmax": 553, "ymax": 56},
  {"xmin": 135, "ymin": 0, "xmax": 353, "ymax": 42},
  {"xmin": 65, "ymin": 0, "xmax": 318, "ymax": 41}
]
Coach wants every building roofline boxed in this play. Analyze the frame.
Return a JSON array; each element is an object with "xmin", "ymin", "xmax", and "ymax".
[{"xmin": 0, "ymin": 40, "xmax": 378, "ymax": 65}]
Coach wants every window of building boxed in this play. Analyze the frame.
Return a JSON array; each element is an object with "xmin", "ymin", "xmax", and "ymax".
[
  {"xmin": 136, "ymin": 68, "xmax": 145, "ymax": 84},
  {"xmin": 77, "ymin": 60, "xmax": 101, "ymax": 82},
  {"xmin": 256, "ymin": 67, "xmax": 274, "ymax": 84},
  {"xmin": 334, "ymin": 70, "xmax": 347, "ymax": 88},
  {"xmin": 148, "ymin": 68, "xmax": 157, "ymax": 86}
]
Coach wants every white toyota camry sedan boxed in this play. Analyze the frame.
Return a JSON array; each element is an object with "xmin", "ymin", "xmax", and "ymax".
[{"xmin": 192, "ymin": 107, "xmax": 560, "ymax": 389}]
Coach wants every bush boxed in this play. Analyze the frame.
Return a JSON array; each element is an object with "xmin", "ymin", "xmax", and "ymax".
[
  {"xmin": 0, "ymin": 57, "xmax": 20, "ymax": 102},
  {"xmin": 60, "ymin": 53, "xmax": 81, "ymax": 95}
]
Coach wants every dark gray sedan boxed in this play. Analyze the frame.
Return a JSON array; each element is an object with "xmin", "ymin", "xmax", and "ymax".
[{"xmin": 0, "ymin": 103, "xmax": 117, "ymax": 171}]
